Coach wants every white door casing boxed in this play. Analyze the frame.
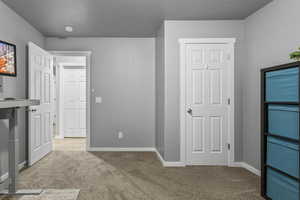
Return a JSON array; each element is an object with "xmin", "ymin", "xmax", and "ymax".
[
  {"xmin": 28, "ymin": 42, "xmax": 54, "ymax": 166},
  {"xmin": 179, "ymin": 38, "xmax": 235, "ymax": 166},
  {"xmin": 61, "ymin": 66, "xmax": 87, "ymax": 137},
  {"xmin": 50, "ymin": 51, "xmax": 91, "ymax": 151}
]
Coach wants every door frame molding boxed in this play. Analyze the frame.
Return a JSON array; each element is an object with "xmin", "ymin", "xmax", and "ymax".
[
  {"xmin": 56, "ymin": 63, "xmax": 86, "ymax": 139},
  {"xmin": 178, "ymin": 38, "xmax": 236, "ymax": 166},
  {"xmin": 50, "ymin": 51, "xmax": 92, "ymax": 151}
]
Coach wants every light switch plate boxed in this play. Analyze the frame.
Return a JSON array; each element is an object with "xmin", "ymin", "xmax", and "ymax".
[{"xmin": 95, "ymin": 97, "xmax": 102, "ymax": 103}]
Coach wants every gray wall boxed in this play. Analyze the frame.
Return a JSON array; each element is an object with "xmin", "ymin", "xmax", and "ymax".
[
  {"xmin": 155, "ymin": 23, "xmax": 165, "ymax": 157},
  {"xmin": 46, "ymin": 37, "xmax": 155, "ymax": 148},
  {"xmin": 0, "ymin": 0, "xmax": 44, "ymax": 182},
  {"xmin": 243, "ymin": 0, "xmax": 300, "ymax": 169},
  {"xmin": 162, "ymin": 20, "xmax": 246, "ymax": 161}
]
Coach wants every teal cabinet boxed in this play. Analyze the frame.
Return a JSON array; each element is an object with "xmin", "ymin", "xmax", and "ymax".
[{"xmin": 261, "ymin": 62, "xmax": 300, "ymax": 200}]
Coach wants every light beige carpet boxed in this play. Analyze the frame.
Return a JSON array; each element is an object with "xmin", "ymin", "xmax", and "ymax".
[
  {"xmin": 20, "ymin": 189, "xmax": 80, "ymax": 200},
  {"xmin": 53, "ymin": 138, "xmax": 86, "ymax": 151},
  {"xmin": 0, "ymin": 140, "xmax": 263, "ymax": 200}
]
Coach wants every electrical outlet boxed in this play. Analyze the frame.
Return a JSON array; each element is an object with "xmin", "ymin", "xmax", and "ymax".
[
  {"xmin": 118, "ymin": 131, "xmax": 124, "ymax": 139},
  {"xmin": 95, "ymin": 97, "xmax": 102, "ymax": 104}
]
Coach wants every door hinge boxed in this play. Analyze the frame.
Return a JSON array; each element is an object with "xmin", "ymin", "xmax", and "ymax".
[
  {"xmin": 227, "ymin": 143, "xmax": 231, "ymax": 150},
  {"xmin": 227, "ymin": 98, "xmax": 231, "ymax": 105}
]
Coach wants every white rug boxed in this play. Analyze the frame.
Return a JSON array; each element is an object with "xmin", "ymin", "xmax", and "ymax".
[{"xmin": 20, "ymin": 189, "xmax": 80, "ymax": 200}]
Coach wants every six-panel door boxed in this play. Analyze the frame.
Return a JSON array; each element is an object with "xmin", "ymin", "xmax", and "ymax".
[
  {"xmin": 186, "ymin": 44, "xmax": 230, "ymax": 165},
  {"xmin": 62, "ymin": 66, "xmax": 87, "ymax": 137},
  {"xmin": 28, "ymin": 42, "xmax": 54, "ymax": 166}
]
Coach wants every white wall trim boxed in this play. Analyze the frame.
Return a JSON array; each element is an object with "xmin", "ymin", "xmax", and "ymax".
[
  {"xmin": 0, "ymin": 152, "xmax": 259, "ymax": 176},
  {"xmin": 233, "ymin": 162, "xmax": 261, "ymax": 176},
  {"xmin": 179, "ymin": 38, "xmax": 236, "ymax": 45},
  {"xmin": 87, "ymin": 147, "xmax": 156, "ymax": 152},
  {"xmin": 87, "ymin": 147, "xmax": 186, "ymax": 167},
  {"xmin": 179, "ymin": 38, "xmax": 236, "ymax": 167},
  {"xmin": 155, "ymin": 150, "xmax": 186, "ymax": 167},
  {"xmin": 50, "ymin": 51, "xmax": 92, "ymax": 151},
  {"xmin": 54, "ymin": 135, "xmax": 64, "ymax": 139},
  {"xmin": 0, "ymin": 161, "xmax": 27, "ymax": 183}
]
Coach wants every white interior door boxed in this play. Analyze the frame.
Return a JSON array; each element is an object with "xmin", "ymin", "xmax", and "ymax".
[
  {"xmin": 62, "ymin": 66, "xmax": 86, "ymax": 137},
  {"xmin": 185, "ymin": 43, "xmax": 230, "ymax": 165},
  {"xmin": 28, "ymin": 42, "xmax": 54, "ymax": 166}
]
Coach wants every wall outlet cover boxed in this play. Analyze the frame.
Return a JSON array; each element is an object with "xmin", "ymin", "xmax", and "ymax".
[
  {"xmin": 95, "ymin": 97, "xmax": 102, "ymax": 103},
  {"xmin": 118, "ymin": 131, "xmax": 124, "ymax": 139}
]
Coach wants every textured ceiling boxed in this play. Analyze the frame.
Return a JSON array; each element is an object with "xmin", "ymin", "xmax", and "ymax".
[{"xmin": 3, "ymin": 0, "xmax": 272, "ymax": 37}]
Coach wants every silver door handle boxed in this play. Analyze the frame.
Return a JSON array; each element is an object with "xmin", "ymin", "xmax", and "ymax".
[{"xmin": 187, "ymin": 108, "xmax": 192, "ymax": 115}]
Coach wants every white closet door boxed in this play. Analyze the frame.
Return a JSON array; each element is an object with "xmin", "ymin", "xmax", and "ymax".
[
  {"xmin": 62, "ymin": 66, "xmax": 86, "ymax": 137},
  {"xmin": 186, "ymin": 44, "xmax": 230, "ymax": 165}
]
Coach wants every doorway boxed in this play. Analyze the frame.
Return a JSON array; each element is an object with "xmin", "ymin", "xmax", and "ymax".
[
  {"xmin": 51, "ymin": 52, "xmax": 91, "ymax": 152},
  {"xmin": 179, "ymin": 38, "xmax": 236, "ymax": 166}
]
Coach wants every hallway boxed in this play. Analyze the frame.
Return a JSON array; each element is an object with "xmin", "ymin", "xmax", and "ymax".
[{"xmin": 53, "ymin": 138, "xmax": 86, "ymax": 152}]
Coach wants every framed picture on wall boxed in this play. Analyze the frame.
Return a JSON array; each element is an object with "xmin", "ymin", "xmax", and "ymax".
[{"xmin": 0, "ymin": 40, "xmax": 17, "ymax": 76}]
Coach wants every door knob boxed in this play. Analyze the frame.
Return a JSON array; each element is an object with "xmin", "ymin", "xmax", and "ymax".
[
  {"xmin": 187, "ymin": 108, "xmax": 192, "ymax": 115},
  {"xmin": 27, "ymin": 109, "xmax": 37, "ymax": 112}
]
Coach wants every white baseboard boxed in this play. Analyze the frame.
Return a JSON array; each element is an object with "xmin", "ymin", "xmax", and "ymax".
[
  {"xmin": 0, "ymin": 161, "xmax": 27, "ymax": 183},
  {"xmin": 155, "ymin": 150, "xmax": 185, "ymax": 167},
  {"xmin": 233, "ymin": 162, "xmax": 261, "ymax": 176},
  {"xmin": 87, "ymin": 147, "xmax": 185, "ymax": 167},
  {"xmin": 8, "ymin": 145, "xmax": 257, "ymax": 175},
  {"xmin": 230, "ymin": 162, "xmax": 244, "ymax": 168},
  {"xmin": 87, "ymin": 147, "xmax": 156, "ymax": 152},
  {"xmin": 54, "ymin": 135, "xmax": 64, "ymax": 139}
]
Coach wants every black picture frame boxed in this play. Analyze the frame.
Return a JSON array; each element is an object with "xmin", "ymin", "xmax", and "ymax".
[{"xmin": 0, "ymin": 40, "xmax": 17, "ymax": 77}]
